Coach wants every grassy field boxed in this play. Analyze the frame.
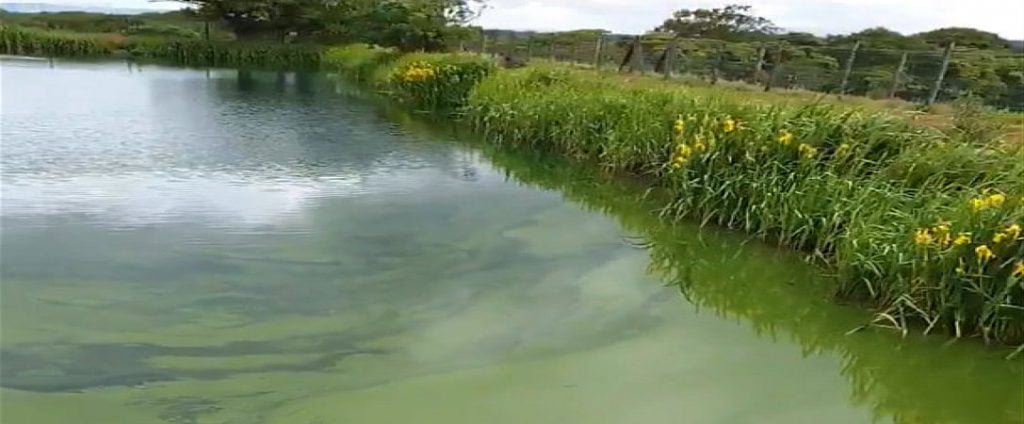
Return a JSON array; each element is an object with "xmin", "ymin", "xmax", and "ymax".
[{"xmin": 322, "ymin": 45, "xmax": 1024, "ymax": 346}]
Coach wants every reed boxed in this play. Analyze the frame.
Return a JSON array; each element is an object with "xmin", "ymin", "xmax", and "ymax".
[
  {"xmin": 0, "ymin": 25, "xmax": 323, "ymax": 69},
  {"xmin": 323, "ymin": 46, "xmax": 494, "ymax": 110},
  {"xmin": 464, "ymin": 65, "xmax": 1023, "ymax": 343},
  {"xmin": 326, "ymin": 45, "xmax": 1024, "ymax": 342}
]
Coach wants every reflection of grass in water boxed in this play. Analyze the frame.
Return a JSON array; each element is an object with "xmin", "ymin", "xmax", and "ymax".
[
  {"xmin": 482, "ymin": 145, "xmax": 1024, "ymax": 424},
  {"xmin": 5, "ymin": 91, "xmax": 1020, "ymax": 424}
]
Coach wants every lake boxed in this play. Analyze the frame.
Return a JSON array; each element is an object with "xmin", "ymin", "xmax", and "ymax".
[{"xmin": 1, "ymin": 57, "xmax": 1021, "ymax": 423}]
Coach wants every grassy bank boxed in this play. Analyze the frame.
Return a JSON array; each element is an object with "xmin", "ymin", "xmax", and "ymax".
[
  {"xmin": 0, "ymin": 25, "xmax": 322, "ymax": 69},
  {"xmin": 323, "ymin": 45, "xmax": 1024, "ymax": 345}
]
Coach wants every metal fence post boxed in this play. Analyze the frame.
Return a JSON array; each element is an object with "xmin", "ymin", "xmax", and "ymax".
[
  {"xmin": 927, "ymin": 42, "xmax": 955, "ymax": 105},
  {"xmin": 838, "ymin": 41, "xmax": 861, "ymax": 96},
  {"xmin": 888, "ymin": 52, "xmax": 908, "ymax": 98}
]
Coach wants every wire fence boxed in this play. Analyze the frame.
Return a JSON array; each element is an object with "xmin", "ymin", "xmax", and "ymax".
[{"xmin": 460, "ymin": 33, "xmax": 1024, "ymax": 110}]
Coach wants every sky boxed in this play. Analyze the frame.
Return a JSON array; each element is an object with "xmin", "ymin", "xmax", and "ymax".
[{"xmin": 8, "ymin": 0, "xmax": 1024, "ymax": 39}]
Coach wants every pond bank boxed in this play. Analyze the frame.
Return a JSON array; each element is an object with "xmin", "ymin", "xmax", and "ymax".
[
  {"xmin": 1, "ymin": 58, "xmax": 1021, "ymax": 423},
  {"xmin": 323, "ymin": 44, "xmax": 1024, "ymax": 346}
]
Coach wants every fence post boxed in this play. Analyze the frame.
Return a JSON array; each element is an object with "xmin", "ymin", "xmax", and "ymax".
[
  {"xmin": 663, "ymin": 39, "xmax": 678, "ymax": 80},
  {"xmin": 838, "ymin": 41, "xmax": 860, "ymax": 96},
  {"xmin": 593, "ymin": 35, "xmax": 604, "ymax": 69},
  {"xmin": 481, "ymin": 34, "xmax": 488, "ymax": 54},
  {"xmin": 753, "ymin": 46, "xmax": 765, "ymax": 82},
  {"xmin": 888, "ymin": 52, "xmax": 908, "ymax": 98},
  {"xmin": 711, "ymin": 45, "xmax": 723, "ymax": 85},
  {"xmin": 764, "ymin": 46, "xmax": 782, "ymax": 91},
  {"xmin": 630, "ymin": 36, "xmax": 645, "ymax": 74},
  {"xmin": 927, "ymin": 42, "xmax": 955, "ymax": 105}
]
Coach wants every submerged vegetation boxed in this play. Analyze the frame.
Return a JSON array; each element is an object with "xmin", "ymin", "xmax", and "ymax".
[{"xmin": 324, "ymin": 45, "xmax": 1024, "ymax": 345}]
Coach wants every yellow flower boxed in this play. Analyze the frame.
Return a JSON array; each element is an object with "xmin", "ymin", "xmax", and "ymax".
[
  {"xmin": 1013, "ymin": 261, "xmax": 1024, "ymax": 277},
  {"xmin": 693, "ymin": 141, "xmax": 707, "ymax": 152},
  {"xmin": 987, "ymin": 193, "xmax": 1006, "ymax": 208},
  {"xmin": 401, "ymin": 64, "xmax": 436, "ymax": 82},
  {"xmin": 1004, "ymin": 224, "xmax": 1021, "ymax": 239},
  {"xmin": 993, "ymin": 232, "xmax": 1008, "ymax": 244},
  {"xmin": 914, "ymin": 228, "xmax": 933, "ymax": 247},
  {"xmin": 673, "ymin": 119, "xmax": 686, "ymax": 135},
  {"xmin": 670, "ymin": 144, "xmax": 693, "ymax": 169},
  {"xmin": 969, "ymin": 197, "xmax": 987, "ymax": 212},
  {"xmin": 675, "ymin": 143, "xmax": 692, "ymax": 157},
  {"xmin": 797, "ymin": 143, "xmax": 817, "ymax": 160},
  {"xmin": 938, "ymin": 234, "xmax": 952, "ymax": 248},
  {"xmin": 721, "ymin": 117, "xmax": 736, "ymax": 133},
  {"xmin": 952, "ymin": 233, "xmax": 971, "ymax": 246},
  {"xmin": 975, "ymin": 245, "xmax": 995, "ymax": 262},
  {"xmin": 835, "ymin": 143, "xmax": 851, "ymax": 156},
  {"xmin": 777, "ymin": 129, "xmax": 794, "ymax": 146}
]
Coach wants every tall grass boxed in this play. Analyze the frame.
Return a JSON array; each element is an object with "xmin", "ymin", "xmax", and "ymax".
[
  {"xmin": 0, "ymin": 25, "xmax": 323, "ymax": 69},
  {"xmin": 322, "ymin": 43, "xmax": 399, "ymax": 82},
  {"xmin": 464, "ymin": 65, "xmax": 1024, "ymax": 344},
  {"xmin": 323, "ymin": 45, "xmax": 493, "ymax": 110},
  {"xmin": 325, "ymin": 45, "xmax": 1023, "ymax": 343}
]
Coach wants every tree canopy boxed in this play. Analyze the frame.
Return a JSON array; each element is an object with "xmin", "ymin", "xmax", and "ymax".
[
  {"xmin": 915, "ymin": 27, "xmax": 1010, "ymax": 49},
  {"xmin": 176, "ymin": 0, "xmax": 482, "ymax": 49},
  {"xmin": 656, "ymin": 4, "xmax": 778, "ymax": 41}
]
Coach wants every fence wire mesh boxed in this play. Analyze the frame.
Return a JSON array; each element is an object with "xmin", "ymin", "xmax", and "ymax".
[{"xmin": 462, "ymin": 33, "xmax": 1024, "ymax": 110}]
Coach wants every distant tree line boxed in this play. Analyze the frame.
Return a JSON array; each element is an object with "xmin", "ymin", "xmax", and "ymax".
[
  {"xmin": 476, "ymin": 4, "xmax": 1023, "ymax": 109},
  {"xmin": 2, "ymin": 1, "xmax": 1020, "ymax": 108}
]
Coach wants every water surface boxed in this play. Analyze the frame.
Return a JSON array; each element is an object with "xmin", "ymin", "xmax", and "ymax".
[{"xmin": 1, "ymin": 58, "xmax": 1021, "ymax": 423}]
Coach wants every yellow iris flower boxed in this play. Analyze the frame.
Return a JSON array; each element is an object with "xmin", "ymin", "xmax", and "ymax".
[{"xmin": 975, "ymin": 245, "xmax": 994, "ymax": 262}]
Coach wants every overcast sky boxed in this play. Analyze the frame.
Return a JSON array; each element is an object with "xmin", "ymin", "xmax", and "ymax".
[{"xmin": 10, "ymin": 0, "xmax": 1024, "ymax": 39}]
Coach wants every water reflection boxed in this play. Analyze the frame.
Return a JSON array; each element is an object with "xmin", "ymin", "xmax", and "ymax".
[
  {"xmin": 1, "ymin": 58, "xmax": 1020, "ymax": 424},
  {"xmin": 477, "ymin": 147, "xmax": 1024, "ymax": 424}
]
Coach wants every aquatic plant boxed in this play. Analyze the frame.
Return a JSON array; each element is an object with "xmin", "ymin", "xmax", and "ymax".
[
  {"xmin": 0, "ymin": 25, "xmax": 323, "ymax": 69},
  {"xmin": 322, "ymin": 43, "xmax": 399, "ymax": 82},
  {"xmin": 463, "ymin": 65, "xmax": 1024, "ymax": 344},
  {"xmin": 323, "ymin": 46, "xmax": 493, "ymax": 110}
]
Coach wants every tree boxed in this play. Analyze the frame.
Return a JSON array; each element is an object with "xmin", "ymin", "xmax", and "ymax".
[
  {"xmin": 656, "ymin": 4, "xmax": 778, "ymax": 41},
  {"xmin": 176, "ymin": 0, "xmax": 483, "ymax": 44},
  {"xmin": 828, "ymin": 27, "xmax": 930, "ymax": 50},
  {"xmin": 776, "ymin": 32, "xmax": 826, "ymax": 46},
  {"xmin": 914, "ymin": 27, "xmax": 1010, "ymax": 50},
  {"xmin": 318, "ymin": 0, "xmax": 482, "ymax": 50}
]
